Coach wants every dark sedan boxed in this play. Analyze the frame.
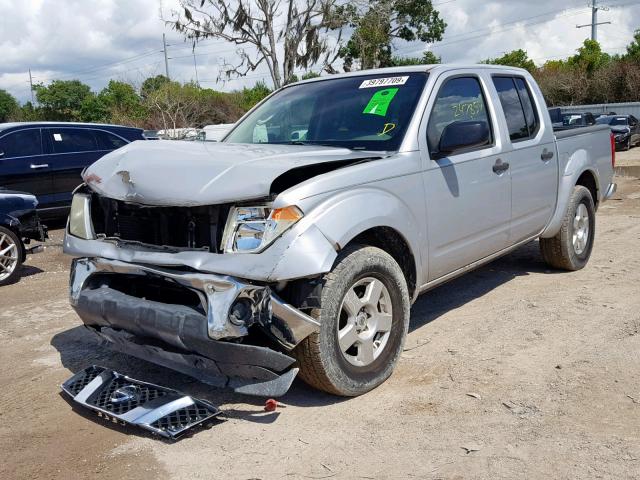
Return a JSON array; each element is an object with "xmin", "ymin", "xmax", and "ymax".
[
  {"xmin": 596, "ymin": 115, "xmax": 640, "ymax": 151},
  {"xmin": 0, "ymin": 122, "xmax": 145, "ymax": 219},
  {"xmin": 0, "ymin": 189, "xmax": 47, "ymax": 285}
]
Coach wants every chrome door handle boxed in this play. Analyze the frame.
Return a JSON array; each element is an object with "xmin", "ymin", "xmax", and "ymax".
[
  {"xmin": 541, "ymin": 149, "xmax": 554, "ymax": 161},
  {"xmin": 492, "ymin": 158, "xmax": 510, "ymax": 174},
  {"xmin": 30, "ymin": 163, "xmax": 49, "ymax": 169}
]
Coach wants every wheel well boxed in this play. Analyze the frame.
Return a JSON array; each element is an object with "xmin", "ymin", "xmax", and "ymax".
[
  {"xmin": 577, "ymin": 170, "xmax": 598, "ymax": 208},
  {"xmin": 346, "ymin": 227, "xmax": 417, "ymax": 298}
]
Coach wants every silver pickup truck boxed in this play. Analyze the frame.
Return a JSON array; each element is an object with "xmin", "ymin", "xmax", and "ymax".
[{"xmin": 64, "ymin": 65, "xmax": 616, "ymax": 397}]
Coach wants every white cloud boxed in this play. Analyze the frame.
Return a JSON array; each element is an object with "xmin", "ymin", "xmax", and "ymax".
[{"xmin": 0, "ymin": 0, "xmax": 638, "ymax": 103}]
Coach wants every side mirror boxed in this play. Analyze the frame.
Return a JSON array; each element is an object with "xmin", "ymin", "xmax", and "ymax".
[{"xmin": 437, "ymin": 121, "xmax": 490, "ymax": 157}]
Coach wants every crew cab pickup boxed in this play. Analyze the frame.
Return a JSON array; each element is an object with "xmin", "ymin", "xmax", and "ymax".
[{"xmin": 64, "ymin": 65, "xmax": 616, "ymax": 397}]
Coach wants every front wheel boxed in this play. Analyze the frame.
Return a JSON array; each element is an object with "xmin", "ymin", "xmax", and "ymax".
[
  {"xmin": 0, "ymin": 226, "xmax": 23, "ymax": 286},
  {"xmin": 540, "ymin": 185, "xmax": 595, "ymax": 271},
  {"xmin": 294, "ymin": 246, "xmax": 411, "ymax": 396}
]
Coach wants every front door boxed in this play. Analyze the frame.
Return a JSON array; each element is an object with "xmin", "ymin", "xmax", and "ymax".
[
  {"xmin": 0, "ymin": 128, "xmax": 53, "ymax": 205},
  {"xmin": 420, "ymin": 73, "xmax": 511, "ymax": 281}
]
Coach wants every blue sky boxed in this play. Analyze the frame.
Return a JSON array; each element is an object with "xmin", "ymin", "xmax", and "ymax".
[{"xmin": 1, "ymin": 0, "xmax": 638, "ymax": 102}]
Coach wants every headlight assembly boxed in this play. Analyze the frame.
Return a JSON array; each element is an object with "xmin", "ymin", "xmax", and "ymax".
[
  {"xmin": 221, "ymin": 205, "xmax": 303, "ymax": 253},
  {"xmin": 68, "ymin": 193, "xmax": 95, "ymax": 240}
]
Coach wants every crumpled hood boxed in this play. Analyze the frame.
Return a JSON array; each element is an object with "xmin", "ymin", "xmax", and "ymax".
[{"xmin": 85, "ymin": 140, "xmax": 379, "ymax": 206}]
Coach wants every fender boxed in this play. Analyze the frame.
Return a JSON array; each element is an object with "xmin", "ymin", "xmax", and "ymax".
[
  {"xmin": 541, "ymin": 149, "xmax": 600, "ymax": 238},
  {"xmin": 295, "ymin": 186, "xmax": 425, "ymax": 286}
]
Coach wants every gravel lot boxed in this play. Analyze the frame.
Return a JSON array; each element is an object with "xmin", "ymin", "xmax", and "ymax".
[{"xmin": 1, "ymin": 156, "xmax": 639, "ymax": 480}]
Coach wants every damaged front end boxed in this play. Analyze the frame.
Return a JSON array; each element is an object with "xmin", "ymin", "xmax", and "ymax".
[{"xmin": 70, "ymin": 257, "xmax": 320, "ymax": 397}]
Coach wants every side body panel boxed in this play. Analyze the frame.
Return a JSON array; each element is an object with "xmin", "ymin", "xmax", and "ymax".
[{"xmin": 541, "ymin": 125, "xmax": 613, "ymax": 238}]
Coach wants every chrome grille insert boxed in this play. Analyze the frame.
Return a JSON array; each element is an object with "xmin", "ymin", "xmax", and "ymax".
[{"xmin": 62, "ymin": 366, "xmax": 221, "ymax": 439}]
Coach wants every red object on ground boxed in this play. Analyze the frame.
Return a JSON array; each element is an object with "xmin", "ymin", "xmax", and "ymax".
[{"xmin": 264, "ymin": 399, "xmax": 278, "ymax": 412}]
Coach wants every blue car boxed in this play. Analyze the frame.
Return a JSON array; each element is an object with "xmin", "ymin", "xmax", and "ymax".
[{"xmin": 0, "ymin": 122, "xmax": 145, "ymax": 219}]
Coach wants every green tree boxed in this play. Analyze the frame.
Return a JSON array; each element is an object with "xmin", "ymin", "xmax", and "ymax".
[
  {"xmin": 625, "ymin": 28, "xmax": 640, "ymax": 61},
  {"xmin": 388, "ymin": 51, "xmax": 441, "ymax": 67},
  {"xmin": 34, "ymin": 80, "xmax": 93, "ymax": 121},
  {"xmin": 141, "ymin": 75, "xmax": 171, "ymax": 99},
  {"xmin": 98, "ymin": 80, "xmax": 147, "ymax": 125},
  {"xmin": 482, "ymin": 49, "xmax": 536, "ymax": 73},
  {"xmin": 339, "ymin": 0, "xmax": 446, "ymax": 70},
  {"xmin": 567, "ymin": 39, "xmax": 610, "ymax": 74},
  {"xmin": 0, "ymin": 89, "xmax": 19, "ymax": 122}
]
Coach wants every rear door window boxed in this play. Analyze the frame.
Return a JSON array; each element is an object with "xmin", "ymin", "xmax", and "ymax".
[
  {"xmin": 514, "ymin": 78, "xmax": 539, "ymax": 136},
  {"xmin": 48, "ymin": 128, "xmax": 97, "ymax": 154},
  {"xmin": 0, "ymin": 129, "xmax": 43, "ymax": 158},
  {"xmin": 426, "ymin": 76, "xmax": 492, "ymax": 154},
  {"xmin": 492, "ymin": 77, "xmax": 529, "ymax": 141},
  {"xmin": 94, "ymin": 130, "xmax": 128, "ymax": 150}
]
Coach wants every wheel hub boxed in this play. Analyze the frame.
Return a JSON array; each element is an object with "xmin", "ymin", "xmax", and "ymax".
[
  {"xmin": 0, "ymin": 231, "xmax": 19, "ymax": 282},
  {"xmin": 572, "ymin": 203, "xmax": 590, "ymax": 255},
  {"xmin": 337, "ymin": 277, "xmax": 393, "ymax": 367}
]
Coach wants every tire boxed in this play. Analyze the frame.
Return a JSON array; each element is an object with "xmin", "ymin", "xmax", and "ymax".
[
  {"xmin": 625, "ymin": 138, "xmax": 631, "ymax": 151},
  {"xmin": 293, "ymin": 245, "xmax": 411, "ymax": 396},
  {"xmin": 540, "ymin": 185, "xmax": 595, "ymax": 271},
  {"xmin": 0, "ymin": 226, "xmax": 23, "ymax": 286}
]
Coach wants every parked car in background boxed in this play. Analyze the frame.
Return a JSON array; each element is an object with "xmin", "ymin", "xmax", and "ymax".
[
  {"xmin": 596, "ymin": 114, "xmax": 640, "ymax": 150},
  {"xmin": 557, "ymin": 112, "xmax": 597, "ymax": 130},
  {"xmin": 65, "ymin": 65, "xmax": 616, "ymax": 399},
  {"xmin": 200, "ymin": 123, "xmax": 235, "ymax": 142},
  {"xmin": 0, "ymin": 122, "xmax": 145, "ymax": 219},
  {"xmin": 0, "ymin": 189, "xmax": 47, "ymax": 285}
]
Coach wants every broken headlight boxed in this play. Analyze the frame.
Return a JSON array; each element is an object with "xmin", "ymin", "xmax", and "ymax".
[
  {"xmin": 68, "ymin": 193, "xmax": 95, "ymax": 240},
  {"xmin": 221, "ymin": 205, "xmax": 303, "ymax": 253}
]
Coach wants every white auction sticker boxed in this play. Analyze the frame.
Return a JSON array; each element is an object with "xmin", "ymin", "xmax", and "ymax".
[
  {"xmin": 359, "ymin": 76, "xmax": 409, "ymax": 89},
  {"xmin": 53, "ymin": 133, "xmax": 62, "ymax": 141}
]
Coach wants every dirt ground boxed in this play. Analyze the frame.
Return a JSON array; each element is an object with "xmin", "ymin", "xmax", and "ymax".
[{"xmin": 1, "ymin": 163, "xmax": 640, "ymax": 480}]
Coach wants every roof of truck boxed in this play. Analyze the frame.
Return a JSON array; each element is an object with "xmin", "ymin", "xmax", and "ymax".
[{"xmin": 289, "ymin": 64, "xmax": 530, "ymax": 88}]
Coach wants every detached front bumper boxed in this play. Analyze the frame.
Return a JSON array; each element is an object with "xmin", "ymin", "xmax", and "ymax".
[{"xmin": 70, "ymin": 257, "xmax": 320, "ymax": 396}]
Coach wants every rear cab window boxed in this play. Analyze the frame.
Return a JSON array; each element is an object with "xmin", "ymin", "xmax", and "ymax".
[{"xmin": 0, "ymin": 129, "xmax": 43, "ymax": 158}]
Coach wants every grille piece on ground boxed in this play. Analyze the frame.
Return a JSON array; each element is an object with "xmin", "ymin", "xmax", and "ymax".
[{"xmin": 61, "ymin": 366, "xmax": 221, "ymax": 439}]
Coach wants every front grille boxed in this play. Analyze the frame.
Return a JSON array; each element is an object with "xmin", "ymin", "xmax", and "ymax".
[
  {"xmin": 65, "ymin": 365, "xmax": 104, "ymax": 395},
  {"xmin": 90, "ymin": 195, "xmax": 229, "ymax": 252},
  {"xmin": 150, "ymin": 404, "xmax": 217, "ymax": 434},
  {"xmin": 61, "ymin": 366, "xmax": 221, "ymax": 440},
  {"xmin": 90, "ymin": 376, "xmax": 168, "ymax": 415}
]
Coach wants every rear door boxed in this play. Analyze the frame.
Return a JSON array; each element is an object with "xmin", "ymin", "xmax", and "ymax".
[
  {"xmin": 43, "ymin": 127, "xmax": 104, "ymax": 207},
  {"xmin": 0, "ymin": 128, "xmax": 53, "ymax": 204},
  {"xmin": 420, "ymin": 71, "xmax": 512, "ymax": 281},
  {"xmin": 629, "ymin": 115, "xmax": 640, "ymax": 145},
  {"xmin": 491, "ymin": 75, "xmax": 557, "ymax": 244}
]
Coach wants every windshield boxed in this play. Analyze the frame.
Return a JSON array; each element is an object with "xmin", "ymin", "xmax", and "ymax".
[
  {"xmin": 224, "ymin": 73, "xmax": 428, "ymax": 150},
  {"xmin": 596, "ymin": 116, "xmax": 628, "ymax": 126}
]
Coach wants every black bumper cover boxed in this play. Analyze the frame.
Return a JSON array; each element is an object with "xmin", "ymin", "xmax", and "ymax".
[{"xmin": 74, "ymin": 287, "xmax": 299, "ymax": 397}]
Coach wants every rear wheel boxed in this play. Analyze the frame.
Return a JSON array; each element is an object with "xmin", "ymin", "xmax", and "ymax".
[
  {"xmin": 540, "ymin": 185, "xmax": 595, "ymax": 271},
  {"xmin": 294, "ymin": 246, "xmax": 410, "ymax": 396},
  {"xmin": 0, "ymin": 226, "xmax": 23, "ymax": 286}
]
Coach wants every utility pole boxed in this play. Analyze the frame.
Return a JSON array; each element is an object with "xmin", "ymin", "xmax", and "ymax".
[
  {"xmin": 28, "ymin": 69, "xmax": 34, "ymax": 104},
  {"xmin": 577, "ymin": 0, "xmax": 611, "ymax": 42},
  {"xmin": 163, "ymin": 33, "xmax": 170, "ymax": 80},
  {"xmin": 192, "ymin": 52, "xmax": 200, "ymax": 87}
]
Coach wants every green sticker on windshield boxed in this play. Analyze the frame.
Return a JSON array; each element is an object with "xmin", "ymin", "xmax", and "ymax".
[{"xmin": 362, "ymin": 88, "xmax": 398, "ymax": 116}]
